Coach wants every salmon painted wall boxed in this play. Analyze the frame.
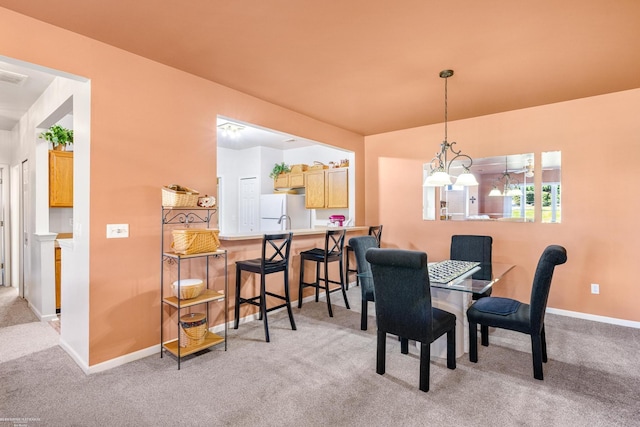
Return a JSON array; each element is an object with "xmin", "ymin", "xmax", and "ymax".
[
  {"xmin": 365, "ymin": 89, "xmax": 640, "ymax": 322},
  {"xmin": 0, "ymin": 8, "xmax": 365, "ymax": 365}
]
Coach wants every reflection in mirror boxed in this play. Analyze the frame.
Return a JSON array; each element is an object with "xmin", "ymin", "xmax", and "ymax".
[
  {"xmin": 541, "ymin": 151, "xmax": 561, "ymax": 223},
  {"xmin": 424, "ymin": 153, "xmax": 535, "ymax": 222},
  {"xmin": 422, "ymin": 166, "xmax": 436, "ymax": 220}
]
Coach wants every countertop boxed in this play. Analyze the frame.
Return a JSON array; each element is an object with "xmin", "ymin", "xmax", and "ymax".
[
  {"xmin": 219, "ymin": 226, "xmax": 368, "ymax": 241},
  {"xmin": 54, "ymin": 232, "xmax": 73, "ymax": 248}
]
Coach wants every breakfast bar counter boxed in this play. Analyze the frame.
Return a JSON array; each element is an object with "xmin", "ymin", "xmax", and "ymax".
[{"xmin": 218, "ymin": 226, "xmax": 369, "ymax": 241}]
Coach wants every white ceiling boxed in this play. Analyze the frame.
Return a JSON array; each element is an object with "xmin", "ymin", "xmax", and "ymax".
[
  {"xmin": 216, "ymin": 117, "xmax": 317, "ymax": 151},
  {"xmin": 0, "ymin": 59, "xmax": 55, "ymax": 131}
]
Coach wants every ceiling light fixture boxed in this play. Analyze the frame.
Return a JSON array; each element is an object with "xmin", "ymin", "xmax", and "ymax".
[
  {"xmin": 489, "ymin": 157, "xmax": 521, "ymax": 197},
  {"xmin": 525, "ymin": 159, "xmax": 534, "ymax": 178},
  {"xmin": 423, "ymin": 70, "xmax": 478, "ymax": 187},
  {"xmin": 217, "ymin": 122, "xmax": 245, "ymax": 138}
]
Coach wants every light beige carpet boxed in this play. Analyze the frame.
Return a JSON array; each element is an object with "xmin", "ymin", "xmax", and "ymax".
[{"xmin": 0, "ymin": 286, "xmax": 60, "ymax": 363}]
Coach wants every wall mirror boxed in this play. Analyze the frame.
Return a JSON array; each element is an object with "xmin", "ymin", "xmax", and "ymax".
[
  {"xmin": 541, "ymin": 151, "xmax": 561, "ymax": 223},
  {"xmin": 424, "ymin": 153, "xmax": 535, "ymax": 222}
]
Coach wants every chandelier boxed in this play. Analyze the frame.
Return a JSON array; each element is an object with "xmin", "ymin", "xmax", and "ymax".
[
  {"xmin": 423, "ymin": 70, "xmax": 478, "ymax": 187},
  {"xmin": 489, "ymin": 157, "xmax": 521, "ymax": 197}
]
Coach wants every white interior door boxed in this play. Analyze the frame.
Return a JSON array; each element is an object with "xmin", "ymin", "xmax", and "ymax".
[{"xmin": 238, "ymin": 177, "xmax": 259, "ymax": 233}]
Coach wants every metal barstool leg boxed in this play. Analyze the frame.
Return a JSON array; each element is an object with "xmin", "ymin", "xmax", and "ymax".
[
  {"xmin": 315, "ymin": 261, "xmax": 321, "ymax": 302},
  {"xmin": 234, "ymin": 266, "xmax": 242, "ymax": 329},
  {"xmin": 324, "ymin": 260, "xmax": 333, "ymax": 317},
  {"xmin": 260, "ymin": 275, "xmax": 270, "ymax": 342},
  {"xmin": 339, "ymin": 256, "xmax": 350, "ymax": 309},
  {"xmin": 298, "ymin": 257, "xmax": 305, "ymax": 309},
  {"xmin": 283, "ymin": 269, "xmax": 296, "ymax": 330}
]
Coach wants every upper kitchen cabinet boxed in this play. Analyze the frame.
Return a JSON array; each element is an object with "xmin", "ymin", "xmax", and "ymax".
[
  {"xmin": 273, "ymin": 173, "xmax": 290, "ymax": 189},
  {"xmin": 49, "ymin": 150, "xmax": 73, "ymax": 207},
  {"xmin": 305, "ymin": 168, "xmax": 348, "ymax": 209},
  {"xmin": 273, "ymin": 172, "xmax": 306, "ymax": 190}
]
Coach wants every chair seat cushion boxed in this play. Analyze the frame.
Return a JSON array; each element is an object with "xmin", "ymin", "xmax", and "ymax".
[
  {"xmin": 236, "ymin": 258, "xmax": 287, "ymax": 274},
  {"xmin": 431, "ymin": 307, "xmax": 456, "ymax": 340},
  {"xmin": 300, "ymin": 248, "xmax": 340, "ymax": 261},
  {"xmin": 472, "ymin": 296, "xmax": 520, "ymax": 315},
  {"xmin": 467, "ymin": 298, "xmax": 531, "ymax": 334}
]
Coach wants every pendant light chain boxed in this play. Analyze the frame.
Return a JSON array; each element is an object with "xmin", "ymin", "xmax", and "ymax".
[{"xmin": 444, "ymin": 74, "xmax": 448, "ymax": 143}]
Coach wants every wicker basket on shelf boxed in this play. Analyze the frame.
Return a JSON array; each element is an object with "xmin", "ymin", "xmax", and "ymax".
[
  {"xmin": 162, "ymin": 185, "xmax": 200, "ymax": 207},
  {"xmin": 171, "ymin": 229, "xmax": 220, "ymax": 255},
  {"xmin": 179, "ymin": 313, "xmax": 207, "ymax": 347}
]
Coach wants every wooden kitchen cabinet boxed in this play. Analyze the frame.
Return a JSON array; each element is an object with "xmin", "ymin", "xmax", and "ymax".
[
  {"xmin": 289, "ymin": 172, "xmax": 305, "ymax": 188},
  {"xmin": 49, "ymin": 150, "xmax": 73, "ymax": 207},
  {"xmin": 273, "ymin": 173, "xmax": 289, "ymax": 189},
  {"xmin": 305, "ymin": 168, "xmax": 348, "ymax": 209},
  {"xmin": 274, "ymin": 172, "xmax": 305, "ymax": 189},
  {"xmin": 326, "ymin": 168, "xmax": 348, "ymax": 208}
]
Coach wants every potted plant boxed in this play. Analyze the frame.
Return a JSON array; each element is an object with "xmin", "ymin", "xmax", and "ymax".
[
  {"xmin": 269, "ymin": 162, "xmax": 291, "ymax": 179},
  {"xmin": 39, "ymin": 124, "xmax": 74, "ymax": 150}
]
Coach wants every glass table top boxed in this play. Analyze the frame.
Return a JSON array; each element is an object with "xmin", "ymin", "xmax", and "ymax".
[{"xmin": 358, "ymin": 262, "xmax": 515, "ymax": 295}]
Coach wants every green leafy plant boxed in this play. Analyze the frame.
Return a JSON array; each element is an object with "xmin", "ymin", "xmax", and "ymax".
[
  {"xmin": 269, "ymin": 162, "xmax": 291, "ymax": 179},
  {"xmin": 38, "ymin": 124, "xmax": 74, "ymax": 147}
]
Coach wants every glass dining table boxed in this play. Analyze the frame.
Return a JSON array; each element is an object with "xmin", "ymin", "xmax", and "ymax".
[
  {"xmin": 429, "ymin": 261, "xmax": 514, "ymax": 358},
  {"xmin": 360, "ymin": 261, "xmax": 515, "ymax": 358}
]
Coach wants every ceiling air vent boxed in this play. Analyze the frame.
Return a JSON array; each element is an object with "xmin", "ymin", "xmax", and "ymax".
[{"xmin": 0, "ymin": 69, "xmax": 29, "ymax": 86}]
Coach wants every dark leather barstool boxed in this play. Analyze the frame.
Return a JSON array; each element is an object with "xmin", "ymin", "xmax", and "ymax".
[
  {"xmin": 345, "ymin": 225, "xmax": 382, "ymax": 290},
  {"xmin": 298, "ymin": 229, "xmax": 350, "ymax": 317},
  {"xmin": 234, "ymin": 232, "xmax": 296, "ymax": 342}
]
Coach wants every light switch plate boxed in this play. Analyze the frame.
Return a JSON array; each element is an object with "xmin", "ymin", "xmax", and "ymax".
[{"xmin": 106, "ymin": 224, "xmax": 129, "ymax": 238}]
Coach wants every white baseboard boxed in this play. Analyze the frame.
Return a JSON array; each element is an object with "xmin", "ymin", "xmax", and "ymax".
[
  {"xmin": 28, "ymin": 301, "xmax": 58, "ymax": 322},
  {"xmin": 59, "ymin": 338, "xmax": 90, "ymax": 374},
  {"xmin": 547, "ymin": 307, "xmax": 640, "ymax": 329}
]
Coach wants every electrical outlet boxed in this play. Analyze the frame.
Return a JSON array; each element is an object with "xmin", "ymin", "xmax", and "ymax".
[
  {"xmin": 106, "ymin": 224, "xmax": 129, "ymax": 238},
  {"xmin": 591, "ymin": 283, "xmax": 600, "ymax": 294}
]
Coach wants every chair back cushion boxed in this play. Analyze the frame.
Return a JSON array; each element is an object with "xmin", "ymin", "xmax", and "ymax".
[
  {"xmin": 366, "ymin": 248, "xmax": 434, "ymax": 342},
  {"xmin": 348, "ymin": 236, "xmax": 379, "ymax": 298},
  {"xmin": 529, "ymin": 245, "xmax": 567, "ymax": 331},
  {"xmin": 450, "ymin": 235, "xmax": 493, "ymax": 280}
]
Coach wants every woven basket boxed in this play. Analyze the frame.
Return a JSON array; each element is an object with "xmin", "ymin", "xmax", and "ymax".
[
  {"xmin": 179, "ymin": 313, "xmax": 207, "ymax": 347},
  {"xmin": 308, "ymin": 161, "xmax": 328, "ymax": 170},
  {"xmin": 171, "ymin": 278, "xmax": 205, "ymax": 299},
  {"xmin": 162, "ymin": 185, "xmax": 200, "ymax": 207},
  {"xmin": 171, "ymin": 229, "xmax": 220, "ymax": 255}
]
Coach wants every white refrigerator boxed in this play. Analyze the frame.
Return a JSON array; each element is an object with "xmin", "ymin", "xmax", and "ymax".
[{"xmin": 260, "ymin": 194, "xmax": 311, "ymax": 231}]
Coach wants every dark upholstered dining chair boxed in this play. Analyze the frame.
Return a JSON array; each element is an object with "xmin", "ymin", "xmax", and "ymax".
[
  {"xmin": 347, "ymin": 235, "xmax": 379, "ymax": 330},
  {"xmin": 450, "ymin": 234, "xmax": 493, "ymax": 341},
  {"xmin": 450, "ymin": 235, "xmax": 493, "ymax": 299},
  {"xmin": 234, "ymin": 232, "xmax": 296, "ymax": 342},
  {"xmin": 298, "ymin": 229, "xmax": 350, "ymax": 317},
  {"xmin": 345, "ymin": 225, "xmax": 382, "ymax": 290},
  {"xmin": 466, "ymin": 245, "xmax": 567, "ymax": 380},
  {"xmin": 366, "ymin": 248, "xmax": 456, "ymax": 392}
]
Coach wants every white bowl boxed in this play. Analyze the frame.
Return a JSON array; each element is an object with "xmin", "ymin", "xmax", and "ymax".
[{"xmin": 171, "ymin": 278, "xmax": 204, "ymax": 299}]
